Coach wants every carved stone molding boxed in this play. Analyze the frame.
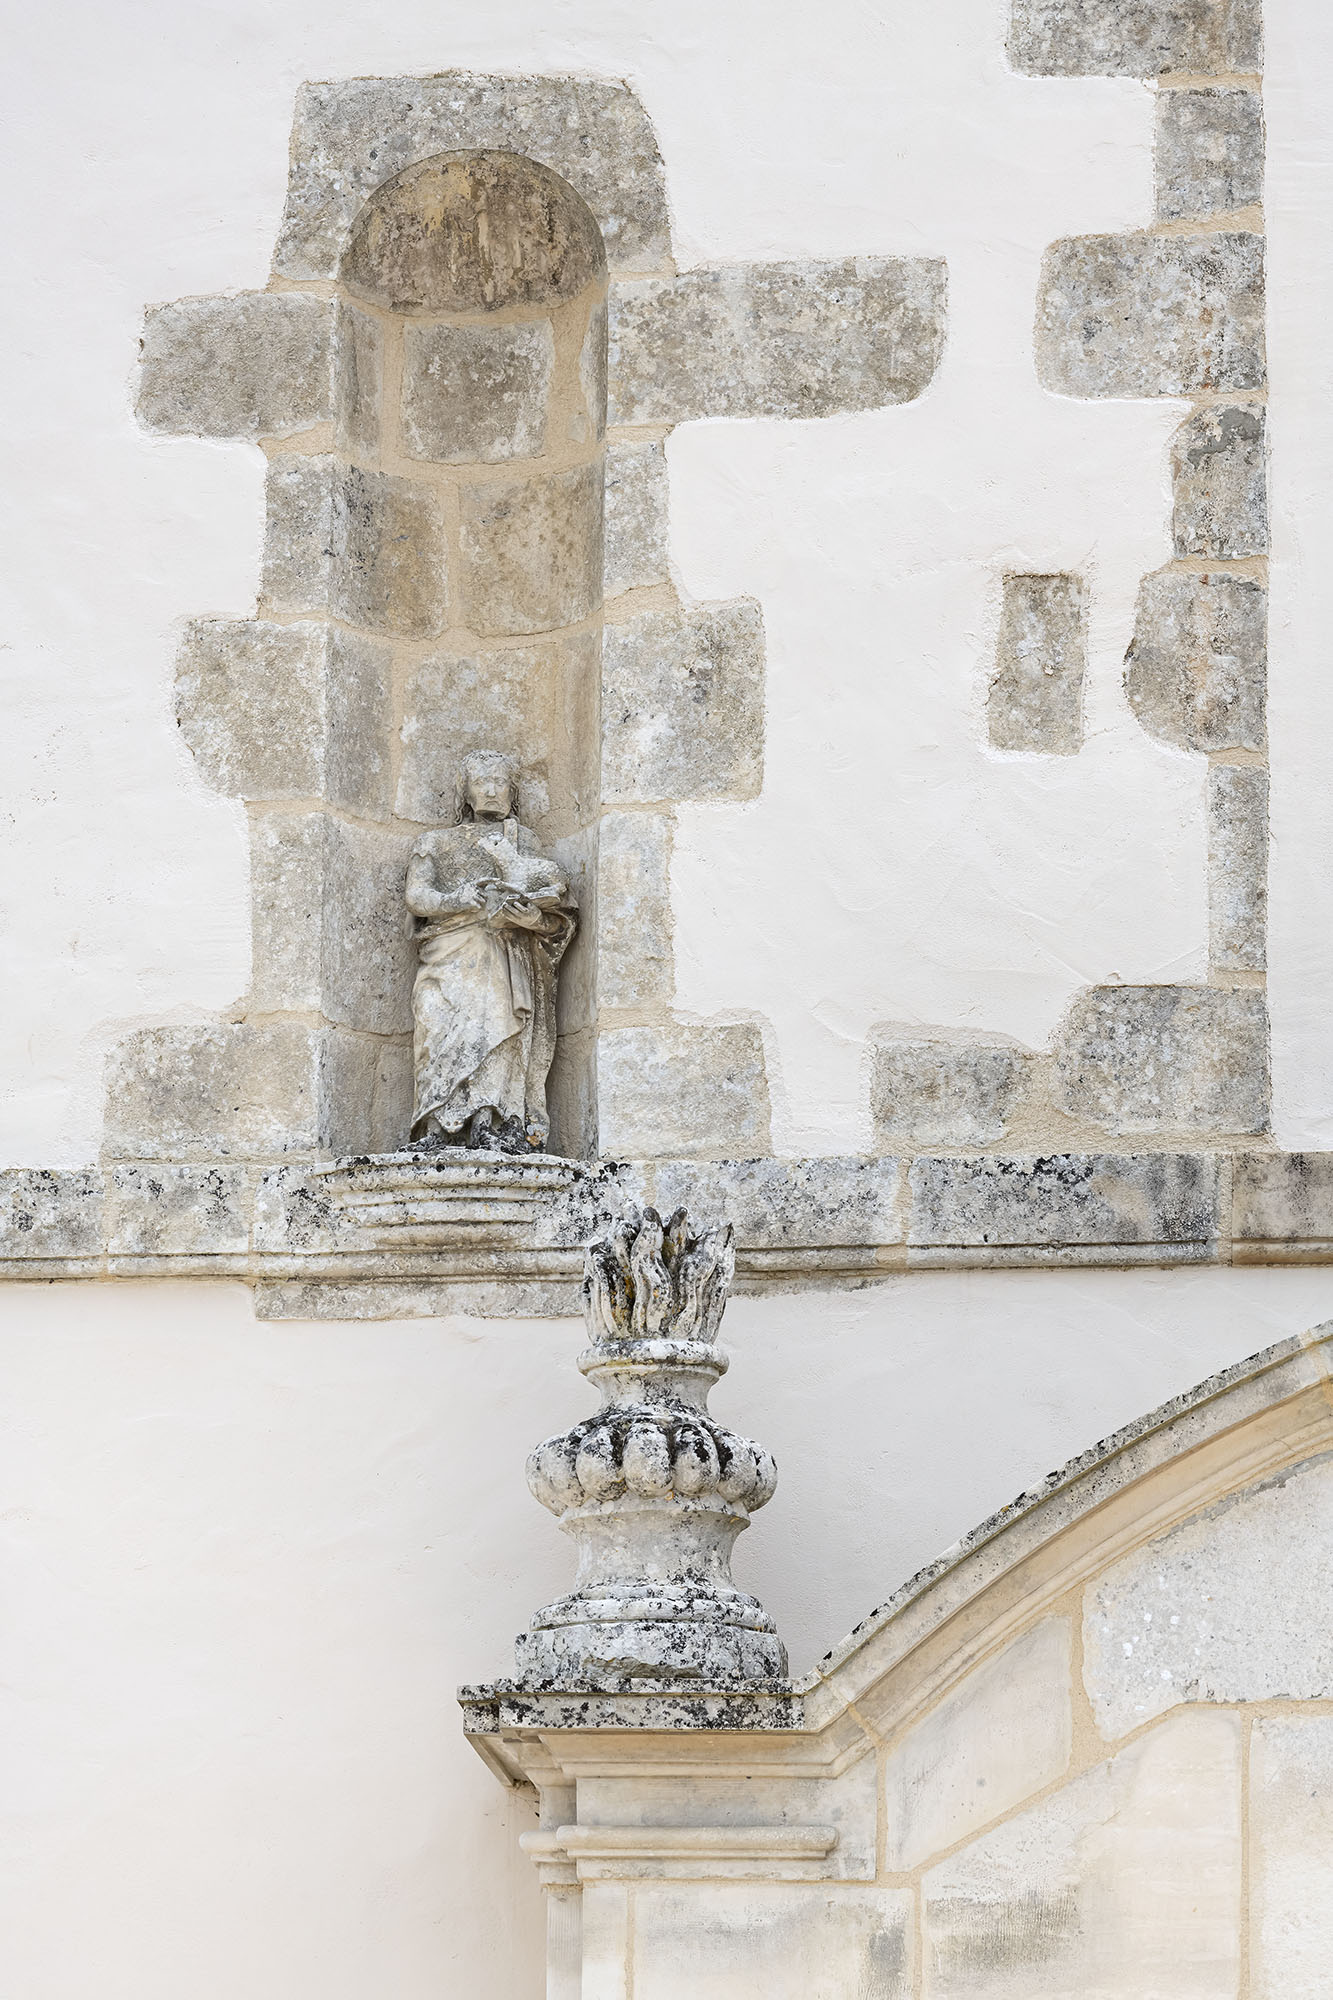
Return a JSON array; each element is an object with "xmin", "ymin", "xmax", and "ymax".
[{"xmin": 508, "ymin": 1207, "xmax": 788, "ymax": 1688}]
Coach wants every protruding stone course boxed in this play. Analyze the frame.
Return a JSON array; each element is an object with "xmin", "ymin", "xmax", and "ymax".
[
  {"xmin": 608, "ymin": 259, "xmax": 947, "ymax": 424},
  {"xmin": 908, "ymin": 1151, "xmax": 1219, "ymax": 1254},
  {"xmin": 1208, "ymin": 764, "xmax": 1267, "ymax": 971},
  {"xmin": 987, "ymin": 573, "xmax": 1086, "ymax": 755},
  {"xmin": 1036, "ymin": 233, "xmax": 1265, "ymax": 398},
  {"xmin": 274, "ymin": 74, "xmax": 672, "ymax": 281},
  {"xmin": 106, "ymin": 1164, "xmax": 252, "ymax": 1258},
  {"xmin": 602, "ymin": 601, "xmax": 765, "ymax": 803},
  {"xmin": 0, "ymin": 1169, "xmax": 102, "ymax": 1261},
  {"xmin": 515, "ymin": 1206, "xmax": 788, "ymax": 1687},
  {"xmin": 1008, "ymin": 0, "xmax": 1262, "ymax": 77},
  {"xmin": 604, "ymin": 438, "xmax": 669, "ymax": 597},
  {"xmin": 459, "ymin": 461, "xmax": 603, "ymax": 637},
  {"xmin": 1170, "ymin": 405, "xmax": 1267, "ymax": 558},
  {"xmin": 1125, "ymin": 569, "xmax": 1266, "ymax": 752},
  {"xmin": 1053, "ymin": 984, "xmax": 1269, "ymax": 1136},
  {"xmin": 870, "ymin": 1033, "xmax": 1030, "ymax": 1147},
  {"xmin": 176, "ymin": 618, "xmax": 391, "ymax": 813},
  {"xmin": 1232, "ymin": 1151, "xmax": 1333, "ymax": 1247},
  {"xmin": 136, "ymin": 292, "xmax": 334, "ymax": 439},
  {"xmin": 598, "ymin": 1024, "xmax": 772, "ymax": 1160},
  {"xmin": 1156, "ymin": 87, "xmax": 1264, "ymax": 222},
  {"xmin": 597, "ymin": 812, "xmax": 674, "ymax": 1010},
  {"xmin": 401, "ymin": 320, "xmax": 554, "ymax": 463}
]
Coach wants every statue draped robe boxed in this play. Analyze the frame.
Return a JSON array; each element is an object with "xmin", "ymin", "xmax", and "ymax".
[{"xmin": 409, "ymin": 818, "xmax": 576, "ymax": 1148}]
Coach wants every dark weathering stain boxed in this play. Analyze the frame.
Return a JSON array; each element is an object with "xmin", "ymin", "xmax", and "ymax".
[{"xmin": 928, "ymin": 1886, "xmax": 1079, "ymax": 1978}]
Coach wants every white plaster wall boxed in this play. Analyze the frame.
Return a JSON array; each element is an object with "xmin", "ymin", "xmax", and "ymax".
[
  {"xmin": 1267, "ymin": 0, "xmax": 1333, "ymax": 1146},
  {"xmin": 1, "ymin": 0, "xmax": 1207, "ymax": 1165},
  {"xmin": 7, "ymin": 1269, "xmax": 1333, "ymax": 1999},
  {"xmin": 6, "ymin": 3, "xmax": 1333, "ymax": 1995}
]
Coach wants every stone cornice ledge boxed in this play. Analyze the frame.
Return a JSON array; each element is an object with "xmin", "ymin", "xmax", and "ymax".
[{"xmin": 3, "ymin": 1150, "xmax": 1333, "ymax": 1311}]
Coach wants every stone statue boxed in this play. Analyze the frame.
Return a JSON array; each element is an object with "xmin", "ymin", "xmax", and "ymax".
[{"xmin": 405, "ymin": 750, "xmax": 576, "ymax": 1153}]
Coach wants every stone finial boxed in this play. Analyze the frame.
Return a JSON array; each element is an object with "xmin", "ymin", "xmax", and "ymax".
[{"xmin": 516, "ymin": 1208, "xmax": 788, "ymax": 1688}]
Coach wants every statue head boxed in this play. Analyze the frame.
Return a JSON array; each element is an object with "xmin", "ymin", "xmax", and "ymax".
[{"xmin": 455, "ymin": 749, "xmax": 518, "ymax": 824}]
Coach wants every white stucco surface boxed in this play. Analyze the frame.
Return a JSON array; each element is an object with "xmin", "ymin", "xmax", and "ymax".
[
  {"xmin": 5, "ymin": 3, "xmax": 1333, "ymax": 1994},
  {"xmin": 7, "ymin": 1267, "xmax": 1333, "ymax": 1998},
  {"xmin": 1, "ymin": 0, "xmax": 1208, "ymax": 1165}
]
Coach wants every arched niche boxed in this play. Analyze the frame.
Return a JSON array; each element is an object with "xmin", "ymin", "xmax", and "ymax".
[{"xmin": 332, "ymin": 149, "xmax": 608, "ymax": 1155}]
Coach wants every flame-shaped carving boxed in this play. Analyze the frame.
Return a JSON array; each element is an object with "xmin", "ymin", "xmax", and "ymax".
[
  {"xmin": 511, "ymin": 1204, "xmax": 788, "ymax": 1688},
  {"xmin": 583, "ymin": 1207, "xmax": 735, "ymax": 1345}
]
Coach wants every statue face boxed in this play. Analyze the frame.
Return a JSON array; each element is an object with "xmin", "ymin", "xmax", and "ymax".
[{"xmin": 464, "ymin": 764, "xmax": 513, "ymax": 819}]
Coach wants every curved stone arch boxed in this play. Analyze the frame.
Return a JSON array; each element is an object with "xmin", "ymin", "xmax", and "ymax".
[{"xmin": 471, "ymin": 1326, "xmax": 1333, "ymax": 1996}]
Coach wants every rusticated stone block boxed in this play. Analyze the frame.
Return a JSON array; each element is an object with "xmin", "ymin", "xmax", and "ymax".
[
  {"xmin": 597, "ymin": 810, "xmax": 674, "ymax": 1010},
  {"xmin": 333, "ymin": 298, "xmax": 382, "ymax": 455},
  {"xmin": 276, "ymin": 74, "xmax": 671, "ymax": 281},
  {"xmin": 261, "ymin": 457, "xmax": 336, "ymax": 613},
  {"xmin": 909, "ymin": 1151, "xmax": 1219, "ymax": 1249},
  {"xmin": 871, "ymin": 1034, "xmax": 1030, "ymax": 1147},
  {"xmin": 249, "ymin": 811, "xmax": 416, "ymax": 1033},
  {"xmin": 136, "ymin": 292, "xmax": 333, "ymax": 439},
  {"xmin": 988, "ymin": 573, "xmax": 1086, "ymax": 755},
  {"xmin": 176, "ymin": 617, "xmax": 391, "ymax": 813},
  {"xmin": 1054, "ymin": 984, "xmax": 1269, "ymax": 1135},
  {"xmin": 106, "ymin": 1164, "xmax": 252, "ymax": 1257},
  {"xmin": 103, "ymin": 1023, "xmax": 410, "ymax": 1160},
  {"xmin": 598, "ymin": 1023, "xmax": 771, "ymax": 1159},
  {"xmin": 1125, "ymin": 569, "xmax": 1266, "ymax": 752},
  {"xmin": 604, "ymin": 438, "xmax": 669, "ymax": 597},
  {"xmin": 395, "ymin": 633, "xmax": 599, "ymax": 834},
  {"xmin": 401, "ymin": 319, "xmax": 554, "ymax": 463},
  {"xmin": 1171, "ymin": 405, "xmax": 1267, "ymax": 558},
  {"xmin": 104, "ymin": 1023, "xmax": 328, "ymax": 1159},
  {"xmin": 608, "ymin": 258, "xmax": 947, "ymax": 424},
  {"xmin": 1037, "ymin": 233, "xmax": 1265, "ymax": 398},
  {"xmin": 177, "ymin": 619, "xmax": 323, "ymax": 796},
  {"xmin": 0, "ymin": 1169, "xmax": 102, "ymax": 1260},
  {"xmin": 1009, "ymin": 0, "xmax": 1261, "ymax": 76},
  {"xmin": 459, "ymin": 461, "xmax": 603, "ymax": 637},
  {"xmin": 262, "ymin": 456, "xmax": 448, "ymax": 638},
  {"xmin": 1232, "ymin": 1152, "xmax": 1333, "ymax": 1245},
  {"xmin": 1157, "ymin": 88, "xmax": 1264, "ymax": 222},
  {"xmin": 1209, "ymin": 764, "xmax": 1267, "ymax": 971},
  {"xmin": 603, "ymin": 601, "xmax": 764, "ymax": 803}
]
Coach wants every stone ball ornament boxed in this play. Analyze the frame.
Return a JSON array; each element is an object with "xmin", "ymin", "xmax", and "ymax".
[{"xmin": 514, "ymin": 1207, "xmax": 789, "ymax": 1689}]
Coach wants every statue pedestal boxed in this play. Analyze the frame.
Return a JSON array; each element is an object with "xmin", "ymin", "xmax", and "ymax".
[{"xmin": 313, "ymin": 1150, "xmax": 586, "ymax": 1250}]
